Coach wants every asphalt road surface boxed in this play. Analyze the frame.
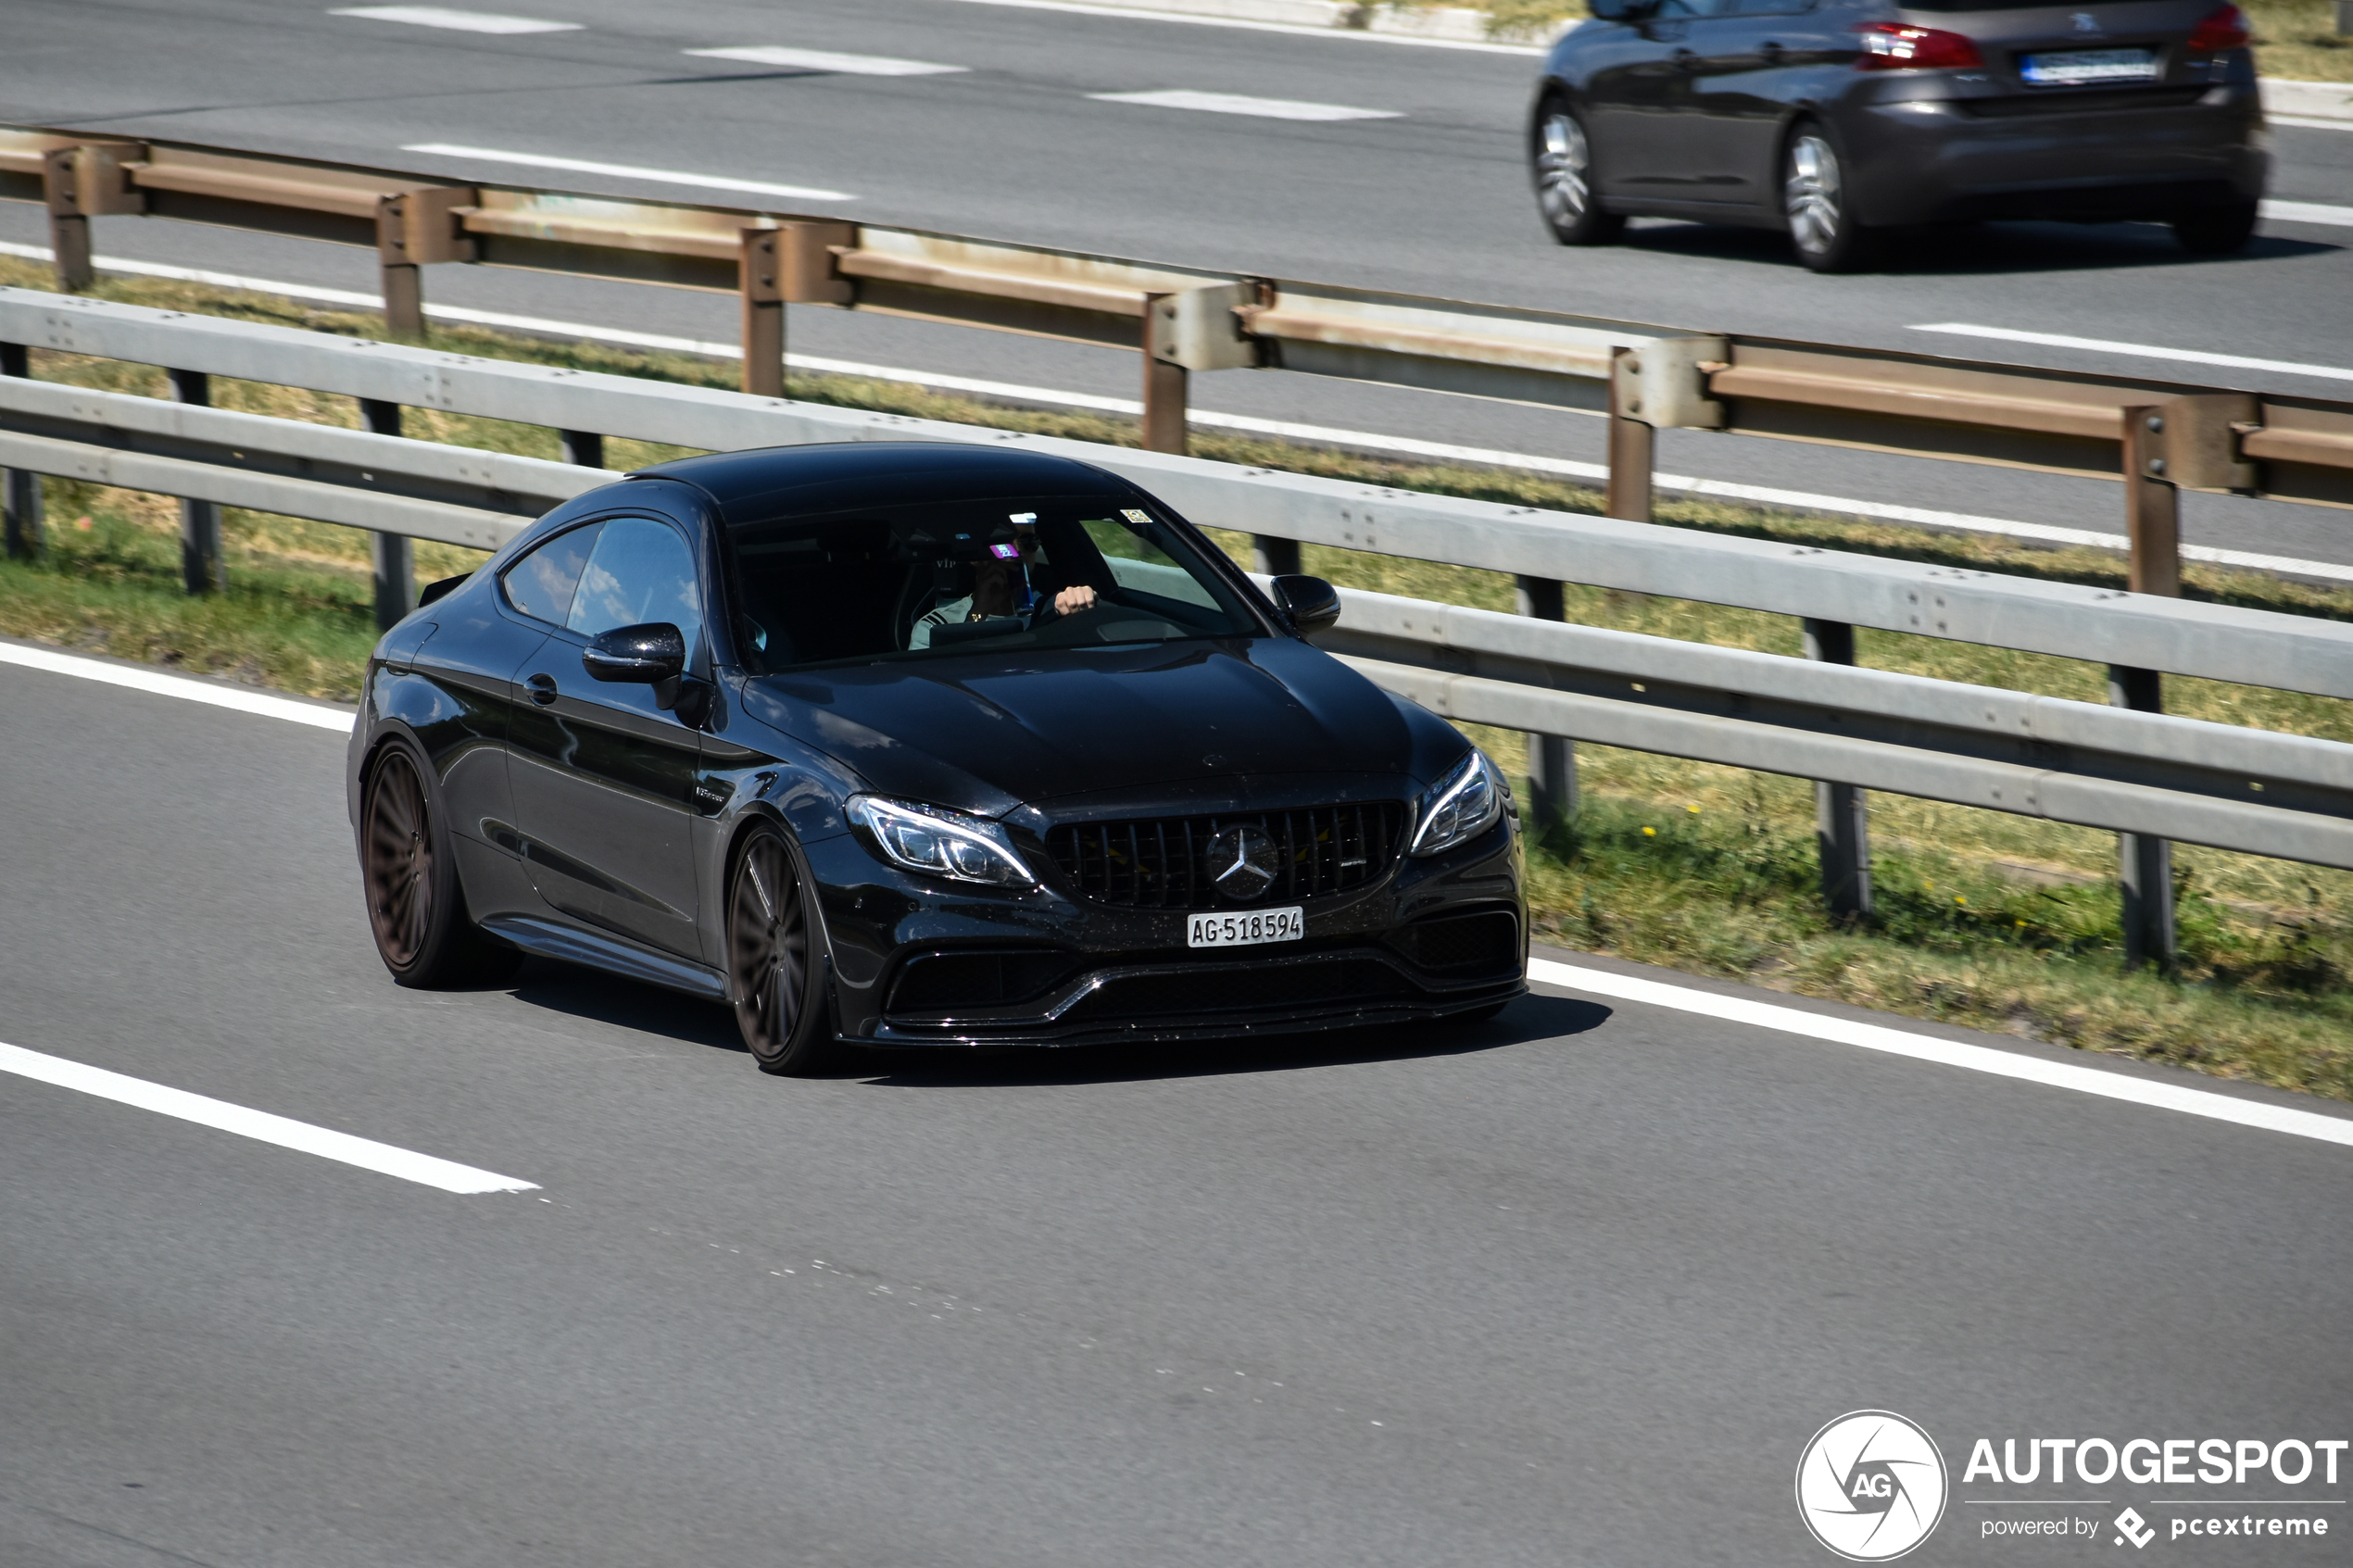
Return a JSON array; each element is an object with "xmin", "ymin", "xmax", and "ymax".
[
  {"xmin": 6, "ymin": 646, "xmax": 2353, "ymax": 1568},
  {"xmin": 4, "ymin": 0, "xmax": 2353, "ymax": 570}
]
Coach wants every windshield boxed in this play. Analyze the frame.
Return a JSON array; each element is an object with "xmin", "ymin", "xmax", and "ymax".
[{"xmin": 724, "ymin": 495, "xmax": 1264, "ymax": 673}]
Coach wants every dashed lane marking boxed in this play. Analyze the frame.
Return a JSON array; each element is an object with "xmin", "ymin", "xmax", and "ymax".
[
  {"xmin": 331, "ymin": 6, "xmax": 581, "ymax": 33},
  {"xmin": 1088, "ymin": 89, "xmax": 1401, "ymax": 121},
  {"xmin": 398, "ymin": 143, "xmax": 853, "ymax": 202},
  {"xmin": 684, "ymin": 45, "xmax": 968, "ymax": 76}
]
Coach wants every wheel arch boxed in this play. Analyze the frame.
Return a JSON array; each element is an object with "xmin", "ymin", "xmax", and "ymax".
[{"xmin": 717, "ymin": 803, "xmax": 845, "ymax": 1034}]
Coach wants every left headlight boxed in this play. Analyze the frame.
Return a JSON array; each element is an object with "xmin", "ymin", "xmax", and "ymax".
[
  {"xmin": 847, "ymin": 796, "xmax": 1038, "ymax": 887},
  {"xmin": 1410, "ymin": 749, "xmax": 1506, "ymax": 858}
]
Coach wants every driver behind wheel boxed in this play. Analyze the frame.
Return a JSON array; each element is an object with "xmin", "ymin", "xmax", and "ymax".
[{"xmin": 909, "ymin": 517, "xmax": 1097, "ymax": 648}]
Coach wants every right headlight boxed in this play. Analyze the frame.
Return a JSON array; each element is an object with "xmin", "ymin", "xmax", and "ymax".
[
  {"xmin": 847, "ymin": 796, "xmax": 1037, "ymax": 887},
  {"xmin": 1410, "ymin": 749, "xmax": 1506, "ymax": 858}
]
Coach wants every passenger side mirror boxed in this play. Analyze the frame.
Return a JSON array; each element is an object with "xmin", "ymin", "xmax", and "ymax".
[
  {"xmin": 582, "ymin": 621, "xmax": 686, "ymax": 684},
  {"xmin": 1588, "ymin": 0, "xmax": 1636, "ymax": 18},
  {"xmin": 1272, "ymin": 575, "xmax": 1341, "ymax": 634}
]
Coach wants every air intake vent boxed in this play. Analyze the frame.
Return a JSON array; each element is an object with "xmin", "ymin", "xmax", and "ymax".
[{"xmin": 1047, "ymin": 802, "xmax": 1406, "ymax": 910}]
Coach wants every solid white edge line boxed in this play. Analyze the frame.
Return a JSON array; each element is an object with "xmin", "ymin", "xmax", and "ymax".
[
  {"xmin": 1528, "ymin": 958, "xmax": 2353, "ymax": 1150},
  {"xmin": 0, "ymin": 1040, "xmax": 539, "ymax": 1193},
  {"xmin": 2271, "ymin": 114, "xmax": 2353, "ymax": 132},
  {"xmin": 397, "ymin": 143, "xmax": 854, "ymax": 203},
  {"xmin": 1909, "ymin": 320, "xmax": 2353, "ymax": 386},
  {"xmin": 0, "ymin": 641, "xmax": 356, "ymax": 732},
  {"xmin": 929, "ymin": 0, "xmax": 1548, "ymax": 54},
  {"xmin": 2261, "ymin": 197, "xmax": 2353, "ymax": 227},
  {"xmin": 15, "ymin": 244, "xmax": 2353, "ymax": 585}
]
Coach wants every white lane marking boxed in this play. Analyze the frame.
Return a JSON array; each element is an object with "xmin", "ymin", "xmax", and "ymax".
[
  {"xmin": 16, "ymin": 243, "xmax": 2353, "ymax": 588},
  {"xmin": 1910, "ymin": 321, "xmax": 2353, "ymax": 386},
  {"xmin": 398, "ymin": 144, "xmax": 852, "ymax": 202},
  {"xmin": 0, "ymin": 1040, "xmax": 538, "ymax": 1193},
  {"xmin": 1088, "ymin": 89, "xmax": 1401, "ymax": 121},
  {"xmin": 1529, "ymin": 958, "xmax": 2353, "ymax": 1151},
  {"xmin": 933, "ymin": 0, "xmax": 1547, "ymax": 55},
  {"xmin": 0, "ymin": 641, "xmax": 355, "ymax": 732},
  {"xmin": 2262, "ymin": 197, "xmax": 2353, "ymax": 227},
  {"xmin": 2271, "ymin": 114, "xmax": 2353, "ymax": 132},
  {"xmin": 684, "ymin": 45, "xmax": 967, "ymax": 77},
  {"xmin": 330, "ymin": 6, "xmax": 581, "ymax": 33}
]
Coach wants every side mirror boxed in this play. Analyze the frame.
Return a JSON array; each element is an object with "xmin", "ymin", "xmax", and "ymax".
[
  {"xmin": 1589, "ymin": 0, "xmax": 1646, "ymax": 18},
  {"xmin": 1272, "ymin": 574, "xmax": 1341, "ymax": 634},
  {"xmin": 582, "ymin": 621, "xmax": 686, "ymax": 684}
]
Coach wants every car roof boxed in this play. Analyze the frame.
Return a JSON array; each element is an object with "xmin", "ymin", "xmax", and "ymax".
[{"xmin": 632, "ymin": 441, "xmax": 1134, "ymax": 526}]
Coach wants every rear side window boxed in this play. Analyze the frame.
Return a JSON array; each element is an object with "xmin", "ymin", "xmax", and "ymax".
[
  {"xmin": 566, "ymin": 516, "xmax": 705, "ymax": 657},
  {"xmin": 501, "ymin": 521, "xmax": 602, "ymax": 625}
]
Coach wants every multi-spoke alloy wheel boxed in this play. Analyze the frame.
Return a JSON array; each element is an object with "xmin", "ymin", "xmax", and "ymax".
[
  {"xmin": 1783, "ymin": 128, "xmax": 1874, "ymax": 273},
  {"xmin": 1530, "ymin": 101, "xmax": 1623, "ymax": 246},
  {"xmin": 729, "ymin": 827, "xmax": 829, "ymax": 1073},
  {"xmin": 364, "ymin": 747, "xmax": 434, "ymax": 972},
  {"xmin": 359, "ymin": 739, "xmax": 518, "ymax": 987}
]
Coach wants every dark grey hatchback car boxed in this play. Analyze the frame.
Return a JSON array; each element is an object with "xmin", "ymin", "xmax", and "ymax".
[{"xmin": 1529, "ymin": 0, "xmax": 2268, "ymax": 270}]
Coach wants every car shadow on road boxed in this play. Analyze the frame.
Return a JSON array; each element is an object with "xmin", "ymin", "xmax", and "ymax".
[
  {"xmin": 1622, "ymin": 216, "xmax": 2335, "ymax": 273},
  {"xmin": 845, "ymin": 993, "xmax": 1613, "ymax": 1089},
  {"xmin": 505, "ymin": 959, "xmax": 750, "ymax": 1054}
]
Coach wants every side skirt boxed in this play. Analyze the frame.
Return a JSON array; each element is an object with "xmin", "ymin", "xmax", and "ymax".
[{"xmin": 479, "ymin": 913, "xmax": 729, "ymax": 1001}]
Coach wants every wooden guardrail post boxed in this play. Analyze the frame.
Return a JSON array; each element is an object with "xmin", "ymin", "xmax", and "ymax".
[
  {"xmin": 1516, "ymin": 574, "xmax": 1576, "ymax": 831},
  {"xmin": 560, "ymin": 431, "xmax": 604, "ymax": 469},
  {"xmin": 376, "ymin": 194, "xmax": 424, "ymax": 339},
  {"xmin": 1804, "ymin": 618, "xmax": 1874, "ymax": 921},
  {"xmin": 42, "ymin": 149, "xmax": 94, "ymax": 292},
  {"xmin": 168, "ymin": 370, "xmax": 223, "ymax": 593},
  {"xmin": 360, "ymin": 398, "xmax": 413, "ymax": 630},
  {"xmin": 1605, "ymin": 346, "xmax": 1654, "ymax": 522},
  {"xmin": 0, "ymin": 342, "xmax": 40, "ymax": 559},
  {"xmin": 2113, "ymin": 405, "xmax": 2183, "ymax": 971},
  {"xmin": 740, "ymin": 227, "xmax": 785, "ymax": 398},
  {"xmin": 1141, "ymin": 292, "xmax": 1189, "ymax": 456}
]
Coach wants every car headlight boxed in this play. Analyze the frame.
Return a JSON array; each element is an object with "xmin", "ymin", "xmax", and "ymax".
[
  {"xmin": 1410, "ymin": 749, "xmax": 1506, "ymax": 858},
  {"xmin": 847, "ymin": 796, "xmax": 1037, "ymax": 887}
]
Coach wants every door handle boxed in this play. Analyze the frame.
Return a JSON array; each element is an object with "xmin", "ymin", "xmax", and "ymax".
[
  {"xmin": 526, "ymin": 672, "xmax": 559, "ymax": 706},
  {"xmin": 1761, "ymin": 40, "xmax": 1786, "ymax": 61},
  {"xmin": 1672, "ymin": 47, "xmax": 1698, "ymax": 69}
]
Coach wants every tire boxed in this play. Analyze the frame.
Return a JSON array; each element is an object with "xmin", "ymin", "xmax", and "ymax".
[
  {"xmin": 1531, "ymin": 98, "xmax": 1626, "ymax": 247},
  {"xmin": 727, "ymin": 824, "xmax": 836, "ymax": 1075},
  {"xmin": 1782, "ymin": 125, "xmax": 1878, "ymax": 273},
  {"xmin": 359, "ymin": 739, "xmax": 520, "ymax": 988},
  {"xmin": 2172, "ymin": 201, "xmax": 2259, "ymax": 257}
]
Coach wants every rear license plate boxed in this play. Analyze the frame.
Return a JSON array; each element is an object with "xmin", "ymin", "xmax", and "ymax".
[
  {"xmin": 1188, "ymin": 907, "xmax": 1304, "ymax": 948},
  {"xmin": 2020, "ymin": 48, "xmax": 2159, "ymax": 86}
]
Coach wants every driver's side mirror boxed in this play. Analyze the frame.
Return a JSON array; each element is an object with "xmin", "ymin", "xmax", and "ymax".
[
  {"xmin": 1589, "ymin": 0, "xmax": 1647, "ymax": 18},
  {"xmin": 582, "ymin": 622, "xmax": 686, "ymax": 684},
  {"xmin": 1272, "ymin": 575, "xmax": 1341, "ymax": 635}
]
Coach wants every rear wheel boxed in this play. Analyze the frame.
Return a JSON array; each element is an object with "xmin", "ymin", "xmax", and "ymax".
[
  {"xmin": 1783, "ymin": 126, "xmax": 1878, "ymax": 273},
  {"xmin": 728, "ymin": 825, "xmax": 836, "ymax": 1075},
  {"xmin": 1531, "ymin": 99, "xmax": 1625, "ymax": 246},
  {"xmin": 360, "ymin": 740, "xmax": 519, "ymax": 987},
  {"xmin": 2172, "ymin": 200, "xmax": 2259, "ymax": 256}
]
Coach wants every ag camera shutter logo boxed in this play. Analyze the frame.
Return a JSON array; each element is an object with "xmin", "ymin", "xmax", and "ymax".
[{"xmin": 1796, "ymin": 1411, "xmax": 1949, "ymax": 1561}]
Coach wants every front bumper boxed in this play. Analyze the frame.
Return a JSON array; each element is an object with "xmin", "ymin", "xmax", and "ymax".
[{"xmin": 804, "ymin": 818, "xmax": 1526, "ymax": 1048}]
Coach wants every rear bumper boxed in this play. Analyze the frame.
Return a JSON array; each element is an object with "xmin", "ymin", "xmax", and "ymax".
[{"xmin": 1845, "ymin": 89, "xmax": 2267, "ymax": 226}]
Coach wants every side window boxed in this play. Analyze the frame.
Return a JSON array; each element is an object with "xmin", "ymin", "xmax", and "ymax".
[
  {"xmin": 501, "ymin": 521, "xmax": 602, "ymax": 626},
  {"xmin": 1730, "ymin": 0, "xmax": 1813, "ymax": 14},
  {"xmin": 566, "ymin": 516, "xmax": 705, "ymax": 657},
  {"xmin": 1079, "ymin": 513, "xmax": 1219, "ymax": 612}
]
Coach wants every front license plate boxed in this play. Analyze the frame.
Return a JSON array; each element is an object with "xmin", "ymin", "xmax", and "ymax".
[
  {"xmin": 2020, "ymin": 48, "xmax": 2159, "ymax": 86},
  {"xmin": 1188, "ymin": 907, "xmax": 1305, "ymax": 948}
]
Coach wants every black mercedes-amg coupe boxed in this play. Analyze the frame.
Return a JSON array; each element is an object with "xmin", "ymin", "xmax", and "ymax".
[{"xmin": 347, "ymin": 443, "xmax": 1525, "ymax": 1073}]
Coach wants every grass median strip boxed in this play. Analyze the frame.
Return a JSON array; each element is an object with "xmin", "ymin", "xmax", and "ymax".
[{"xmin": 2, "ymin": 257, "xmax": 2349, "ymax": 1101}]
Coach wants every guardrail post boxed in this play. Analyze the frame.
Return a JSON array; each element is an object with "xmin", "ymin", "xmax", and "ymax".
[
  {"xmin": 1804, "ymin": 618, "xmax": 1873, "ymax": 921},
  {"xmin": 1606, "ymin": 346, "xmax": 1654, "ymax": 522},
  {"xmin": 1252, "ymin": 536, "xmax": 1301, "ymax": 577},
  {"xmin": 168, "ymin": 370, "xmax": 223, "ymax": 593},
  {"xmin": 1516, "ymin": 575, "xmax": 1577, "ymax": 830},
  {"xmin": 360, "ymin": 398, "xmax": 413, "ymax": 630},
  {"xmin": 2113, "ymin": 405, "xmax": 2181, "ymax": 971},
  {"xmin": 376, "ymin": 194, "xmax": 425, "ymax": 340},
  {"xmin": 43, "ymin": 148, "xmax": 94, "ymax": 293},
  {"xmin": 560, "ymin": 431, "xmax": 604, "ymax": 469},
  {"xmin": 1, "ymin": 342, "xmax": 40, "ymax": 559},
  {"xmin": 1141, "ymin": 292, "xmax": 1189, "ymax": 456},
  {"xmin": 740, "ymin": 227, "xmax": 785, "ymax": 398}
]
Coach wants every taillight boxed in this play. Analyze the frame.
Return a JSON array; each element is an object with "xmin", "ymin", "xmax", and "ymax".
[
  {"xmin": 2186, "ymin": 3, "xmax": 2250, "ymax": 51},
  {"xmin": 1854, "ymin": 22, "xmax": 1986, "ymax": 70}
]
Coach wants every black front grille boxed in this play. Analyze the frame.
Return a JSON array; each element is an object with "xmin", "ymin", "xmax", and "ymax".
[
  {"xmin": 888, "ymin": 949, "xmax": 1080, "ymax": 1014},
  {"xmin": 1059, "ymin": 956, "xmax": 1415, "ymax": 1022},
  {"xmin": 1047, "ymin": 801, "xmax": 1406, "ymax": 910},
  {"xmin": 1389, "ymin": 909, "xmax": 1520, "ymax": 978}
]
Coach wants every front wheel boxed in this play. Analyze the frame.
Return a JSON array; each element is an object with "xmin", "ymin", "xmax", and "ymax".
[
  {"xmin": 728, "ymin": 824, "xmax": 836, "ymax": 1075},
  {"xmin": 2172, "ymin": 201, "xmax": 2259, "ymax": 256},
  {"xmin": 1531, "ymin": 100, "xmax": 1626, "ymax": 246},
  {"xmin": 359, "ymin": 739, "xmax": 519, "ymax": 987},
  {"xmin": 1783, "ymin": 127, "xmax": 1877, "ymax": 273}
]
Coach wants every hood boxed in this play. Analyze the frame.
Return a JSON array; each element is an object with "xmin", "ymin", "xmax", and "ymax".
[{"xmin": 736, "ymin": 637, "xmax": 1431, "ymax": 815}]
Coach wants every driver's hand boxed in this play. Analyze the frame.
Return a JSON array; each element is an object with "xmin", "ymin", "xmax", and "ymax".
[{"xmin": 1054, "ymin": 584, "xmax": 1099, "ymax": 614}]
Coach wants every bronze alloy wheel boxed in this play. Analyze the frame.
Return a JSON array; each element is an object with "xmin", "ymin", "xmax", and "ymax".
[
  {"xmin": 364, "ymin": 746, "xmax": 435, "ymax": 972},
  {"xmin": 729, "ymin": 827, "xmax": 830, "ymax": 1073}
]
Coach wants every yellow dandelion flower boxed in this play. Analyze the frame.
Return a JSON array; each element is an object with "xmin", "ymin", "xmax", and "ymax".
[{"xmin": 1642, "ymin": 826, "xmax": 1656, "ymax": 837}]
